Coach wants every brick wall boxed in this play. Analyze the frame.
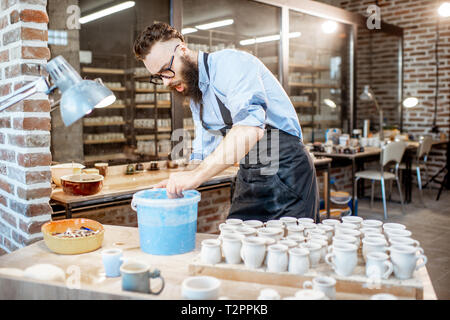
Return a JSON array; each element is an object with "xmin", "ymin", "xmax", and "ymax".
[
  {"xmin": 0, "ymin": 0, "xmax": 51, "ymax": 255},
  {"xmin": 323, "ymin": 0, "xmax": 450, "ymax": 187}
]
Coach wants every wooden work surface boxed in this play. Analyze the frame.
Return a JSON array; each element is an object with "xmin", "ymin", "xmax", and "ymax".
[
  {"xmin": 0, "ymin": 225, "xmax": 437, "ymax": 300},
  {"xmin": 51, "ymin": 158, "xmax": 332, "ymax": 206}
]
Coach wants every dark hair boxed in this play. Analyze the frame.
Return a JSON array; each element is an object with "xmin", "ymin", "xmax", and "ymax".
[{"xmin": 133, "ymin": 22, "xmax": 184, "ymax": 60}]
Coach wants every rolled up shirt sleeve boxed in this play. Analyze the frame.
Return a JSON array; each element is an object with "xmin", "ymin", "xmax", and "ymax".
[{"xmin": 212, "ymin": 53, "xmax": 268, "ymax": 129}]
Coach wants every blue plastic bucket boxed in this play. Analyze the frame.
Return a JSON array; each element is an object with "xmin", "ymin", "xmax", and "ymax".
[{"xmin": 131, "ymin": 188, "xmax": 201, "ymax": 255}]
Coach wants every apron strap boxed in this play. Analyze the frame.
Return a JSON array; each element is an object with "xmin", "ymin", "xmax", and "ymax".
[{"xmin": 200, "ymin": 52, "xmax": 232, "ymax": 136}]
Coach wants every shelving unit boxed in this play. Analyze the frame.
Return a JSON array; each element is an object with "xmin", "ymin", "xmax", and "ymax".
[{"xmin": 80, "ymin": 53, "xmax": 135, "ymax": 165}]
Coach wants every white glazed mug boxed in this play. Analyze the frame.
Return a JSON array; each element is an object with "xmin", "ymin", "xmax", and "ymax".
[
  {"xmin": 362, "ymin": 237, "xmax": 389, "ymax": 262},
  {"xmin": 383, "ymin": 223, "xmax": 406, "ymax": 233},
  {"xmin": 299, "ymin": 242, "xmax": 322, "ymax": 267},
  {"xmin": 286, "ymin": 225, "xmax": 305, "ymax": 237},
  {"xmin": 101, "ymin": 248, "xmax": 124, "ymax": 277},
  {"xmin": 389, "ymin": 236, "xmax": 421, "ymax": 249},
  {"xmin": 341, "ymin": 216, "xmax": 363, "ymax": 228},
  {"xmin": 317, "ymin": 224, "xmax": 334, "ymax": 243},
  {"xmin": 234, "ymin": 226, "xmax": 257, "ymax": 238},
  {"xmin": 388, "ymin": 245, "xmax": 427, "ymax": 280},
  {"xmin": 257, "ymin": 227, "xmax": 284, "ymax": 241},
  {"xmin": 298, "ymin": 218, "xmax": 315, "ymax": 224},
  {"xmin": 266, "ymin": 244, "xmax": 289, "ymax": 273},
  {"xmin": 294, "ymin": 289, "xmax": 328, "ymax": 300},
  {"xmin": 309, "ymin": 239, "xmax": 328, "ymax": 263},
  {"xmin": 240, "ymin": 236, "xmax": 266, "ymax": 269},
  {"xmin": 288, "ymin": 247, "xmax": 310, "ymax": 275},
  {"xmin": 201, "ymin": 239, "xmax": 222, "ymax": 265},
  {"xmin": 361, "ymin": 219, "xmax": 383, "ymax": 232},
  {"xmin": 365, "ymin": 252, "xmax": 393, "ymax": 280},
  {"xmin": 242, "ymin": 220, "xmax": 264, "ymax": 229},
  {"xmin": 325, "ymin": 242, "xmax": 358, "ymax": 277},
  {"xmin": 303, "ymin": 276, "xmax": 337, "ymax": 300},
  {"xmin": 221, "ymin": 234, "xmax": 244, "ymax": 264},
  {"xmin": 280, "ymin": 216, "xmax": 298, "ymax": 228},
  {"xmin": 332, "ymin": 234, "xmax": 358, "ymax": 248},
  {"xmin": 385, "ymin": 229, "xmax": 412, "ymax": 240},
  {"xmin": 286, "ymin": 234, "xmax": 306, "ymax": 245}
]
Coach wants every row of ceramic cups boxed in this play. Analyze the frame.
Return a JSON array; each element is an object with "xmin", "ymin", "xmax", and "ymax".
[{"xmin": 212, "ymin": 217, "xmax": 427, "ymax": 280}]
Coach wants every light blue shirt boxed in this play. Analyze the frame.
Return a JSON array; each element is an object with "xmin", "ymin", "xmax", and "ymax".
[{"xmin": 189, "ymin": 49, "xmax": 302, "ymax": 161}]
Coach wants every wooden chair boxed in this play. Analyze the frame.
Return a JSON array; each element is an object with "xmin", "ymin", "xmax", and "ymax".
[{"xmin": 354, "ymin": 141, "xmax": 407, "ymax": 220}]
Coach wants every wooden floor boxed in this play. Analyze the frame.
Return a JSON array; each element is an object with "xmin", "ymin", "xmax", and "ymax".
[{"xmin": 356, "ymin": 186, "xmax": 450, "ymax": 299}]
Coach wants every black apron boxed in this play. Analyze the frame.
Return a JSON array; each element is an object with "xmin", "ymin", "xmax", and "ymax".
[{"xmin": 200, "ymin": 52, "xmax": 319, "ymax": 223}]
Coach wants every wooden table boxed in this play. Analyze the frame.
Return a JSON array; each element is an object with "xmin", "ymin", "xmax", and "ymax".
[
  {"xmin": 52, "ymin": 159, "xmax": 333, "ymax": 219},
  {"xmin": 0, "ymin": 225, "xmax": 437, "ymax": 300}
]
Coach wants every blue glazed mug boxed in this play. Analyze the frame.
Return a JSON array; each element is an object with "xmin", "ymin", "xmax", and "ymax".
[
  {"xmin": 101, "ymin": 248, "xmax": 124, "ymax": 277},
  {"xmin": 120, "ymin": 260, "xmax": 165, "ymax": 295}
]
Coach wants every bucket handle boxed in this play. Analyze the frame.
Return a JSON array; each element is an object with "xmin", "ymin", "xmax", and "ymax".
[{"xmin": 131, "ymin": 199, "xmax": 137, "ymax": 211}]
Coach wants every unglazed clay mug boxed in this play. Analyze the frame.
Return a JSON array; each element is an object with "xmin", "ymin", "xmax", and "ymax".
[
  {"xmin": 225, "ymin": 218, "xmax": 243, "ymax": 227},
  {"xmin": 101, "ymin": 248, "xmax": 124, "ymax": 277},
  {"xmin": 303, "ymin": 276, "xmax": 337, "ymax": 300},
  {"xmin": 265, "ymin": 220, "xmax": 284, "ymax": 229},
  {"xmin": 388, "ymin": 245, "xmax": 427, "ymax": 280},
  {"xmin": 325, "ymin": 242, "xmax": 358, "ymax": 277},
  {"xmin": 288, "ymin": 247, "xmax": 310, "ymax": 275},
  {"xmin": 321, "ymin": 219, "xmax": 341, "ymax": 229},
  {"xmin": 201, "ymin": 239, "xmax": 222, "ymax": 265},
  {"xmin": 240, "ymin": 236, "xmax": 266, "ymax": 269},
  {"xmin": 365, "ymin": 252, "xmax": 393, "ymax": 280},
  {"xmin": 362, "ymin": 237, "xmax": 389, "ymax": 262},
  {"xmin": 266, "ymin": 244, "xmax": 289, "ymax": 272},
  {"xmin": 221, "ymin": 233, "xmax": 244, "ymax": 264},
  {"xmin": 335, "ymin": 228, "xmax": 361, "ymax": 247},
  {"xmin": 120, "ymin": 261, "xmax": 165, "ymax": 294}
]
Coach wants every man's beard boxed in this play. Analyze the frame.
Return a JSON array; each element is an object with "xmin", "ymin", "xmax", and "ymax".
[{"xmin": 170, "ymin": 55, "xmax": 202, "ymax": 105}]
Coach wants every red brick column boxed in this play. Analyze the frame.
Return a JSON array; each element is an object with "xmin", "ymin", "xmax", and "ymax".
[{"xmin": 0, "ymin": 0, "xmax": 51, "ymax": 254}]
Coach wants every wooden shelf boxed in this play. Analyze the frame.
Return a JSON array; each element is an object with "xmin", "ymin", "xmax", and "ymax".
[
  {"xmin": 135, "ymin": 88, "xmax": 171, "ymax": 93},
  {"xmin": 107, "ymin": 87, "xmax": 127, "ymax": 92},
  {"xmin": 136, "ymin": 104, "xmax": 171, "ymax": 109},
  {"xmin": 82, "ymin": 67, "xmax": 125, "ymax": 75},
  {"xmin": 157, "ymin": 127, "xmax": 172, "ymax": 133},
  {"xmin": 289, "ymin": 64, "xmax": 330, "ymax": 72},
  {"xmin": 83, "ymin": 121, "xmax": 125, "ymax": 127},
  {"xmin": 136, "ymin": 135, "xmax": 156, "ymax": 141},
  {"xmin": 289, "ymin": 82, "xmax": 340, "ymax": 89},
  {"xmin": 291, "ymin": 101, "xmax": 314, "ymax": 108},
  {"xmin": 105, "ymin": 104, "xmax": 126, "ymax": 109},
  {"xmin": 84, "ymin": 138, "xmax": 127, "ymax": 145},
  {"xmin": 84, "ymin": 152, "xmax": 128, "ymax": 162},
  {"xmin": 184, "ymin": 126, "xmax": 195, "ymax": 131}
]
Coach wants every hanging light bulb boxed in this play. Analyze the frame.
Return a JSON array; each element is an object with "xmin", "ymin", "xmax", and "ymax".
[{"xmin": 438, "ymin": 2, "xmax": 450, "ymax": 17}]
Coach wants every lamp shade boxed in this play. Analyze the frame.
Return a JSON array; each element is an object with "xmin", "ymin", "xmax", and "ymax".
[
  {"xmin": 402, "ymin": 96, "xmax": 419, "ymax": 108},
  {"xmin": 359, "ymin": 85, "xmax": 374, "ymax": 101},
  {"xmin": 46, "ymin": 56, "xmax": 115, "ymax": 126}
]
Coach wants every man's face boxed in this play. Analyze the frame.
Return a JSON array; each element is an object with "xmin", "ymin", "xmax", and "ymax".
[{"xmin": 142, "ymin": 39, "xmax": 201, "ymax": 103}]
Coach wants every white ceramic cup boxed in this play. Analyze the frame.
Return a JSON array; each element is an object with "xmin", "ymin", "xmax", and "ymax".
[
  {"xmin": 332, "ymin": 234, "xmax": 358, "ymax": 248},
  {"xmin": 370, "ymin": 293, "xmax": 398, "ymax": 300},
  {"xmin": 317, "ymin": 224, "xmax": 334, "ymax": 243},
  {"xmin": 288, "ymin": 247, "xmax": 310, "ymax": 275},
  {"xmin": 257, "ymin": 227, "xmax": 284, "ymax": 241},
  {"xmin": 360, "ymin": 227, "xmax": 383, "ymax": 237},
  {"xmin": 242, "ymin": 220, "xmax": 264, "ymax": 229},
  {"xmin": 221, "ymin": 233, "xmax": 244, "ymax": 264},
  {"xmin": 286, "ymin": 224, "xmax": 305, "ymax": 237},
  {"xmin": 335, "ymin": 228, "xmax": 362, "ymax": 247},
  {"xmin": 321, "ymin": 219, "xmax": 341, "ymax": 229},
  {"xmin": 385, "ymin": 229, "xmax": 412, "ymax": 240},
  {"xmin": 265, "ymin": 220, "xmax": 284, "ymax": 229},
  {"xmin": 219, "ymin": 223, "xmax": 238, "ymax": 234},
  {"xmin": 303, "ymin": 276, "xmax": 337, "ymax": 300},
  {"xmin": 278, "ymin": 239, "xmax": 298, "ymax": 249},
  {"xmin": 201, "ymin": 239, "xmax": 222, "ymax": 265},
  {"xmin": 389, "ymin": 236, "xmax": 421, "ymax": 249},
  {"xmin": 267, "ymin": 244, "xmax": 289, "ymax": 273},
  {"xmin": 361, "ymin": 219, "xmax": 383, "ymax": 232},
  {"xmin": 364, "ymin": 233, "xmax": 387, "ymax": 242},
  {"xmin": 341, "ymin": 216, "xmax": 363, "ymax": 228},
  {"xmin": 101, "ymin": 248, "xmax": 124, "ymax": 277},
  {"xmin": 336, "ymin": 222, "xmax": 358, "ymax": 231},
  {"xmin": 298, "ymin": 218, "xmax": 315, "ymax": 224},
  {"xmin": 299, "ymin": 242, "xmax": 322, "ymax": 267},
  {"xmin": 181, "ymin": 276, "xmax": 221, "ymax": 300},
  {"xmin": 225, "ymin": 218, "xmax": 243, "ymax": 227},
  {"xmin": 286, "ymin": 234, "xmax": 306, "ymax": 245},
  {"xmin": 240, "ymin": 236, "xmax": 266, "ymax": 269},
  {"xmin": 258, "ymin": 288, "xmax": 281, "ymax": 300},
  {"xmin": 295, "ymin": 289, "xmax": 328, "ymax": 300},
  {"xmin": 280, "ymin": 216, "xmax": 298, "ymax": 227},
  {"xmin": 309, "ymin": 239, "xmax": 328, "ymax": 263},
  {"xmin": 234, "ymin": 226, "xmax": 257, "ymax": 238},
  {"xmin": 383, "ymin": 223, "xmax": 406, "ymax": 232},
  {"xmin": 362, "ymin": 237, "xmax": 389, "ymax": 262},
  {"xmin": 365, "ymin": 252, "xmax": 393, "ymax": 280},
  {"xmin": 388, "ymin": 245, "xmax": 427, "ymax": 280},
  {"xmin": 325, "ymin": 242, "xmax": 358, "ymax": 277}
]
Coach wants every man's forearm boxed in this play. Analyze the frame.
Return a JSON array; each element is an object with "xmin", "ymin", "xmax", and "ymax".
[{"xmin": 192, "ymin": 125, "xmax": 264, "ymax": 184}]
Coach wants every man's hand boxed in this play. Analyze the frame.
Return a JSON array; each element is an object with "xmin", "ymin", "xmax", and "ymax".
[{"xmin": 153, "ymin": 171, "xmax": 202, "ymax": 198}]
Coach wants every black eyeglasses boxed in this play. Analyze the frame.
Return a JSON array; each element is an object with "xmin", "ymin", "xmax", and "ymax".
[{"xmin": 149, "ymin": 44, "xmax": 180, "ymax": 85}]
